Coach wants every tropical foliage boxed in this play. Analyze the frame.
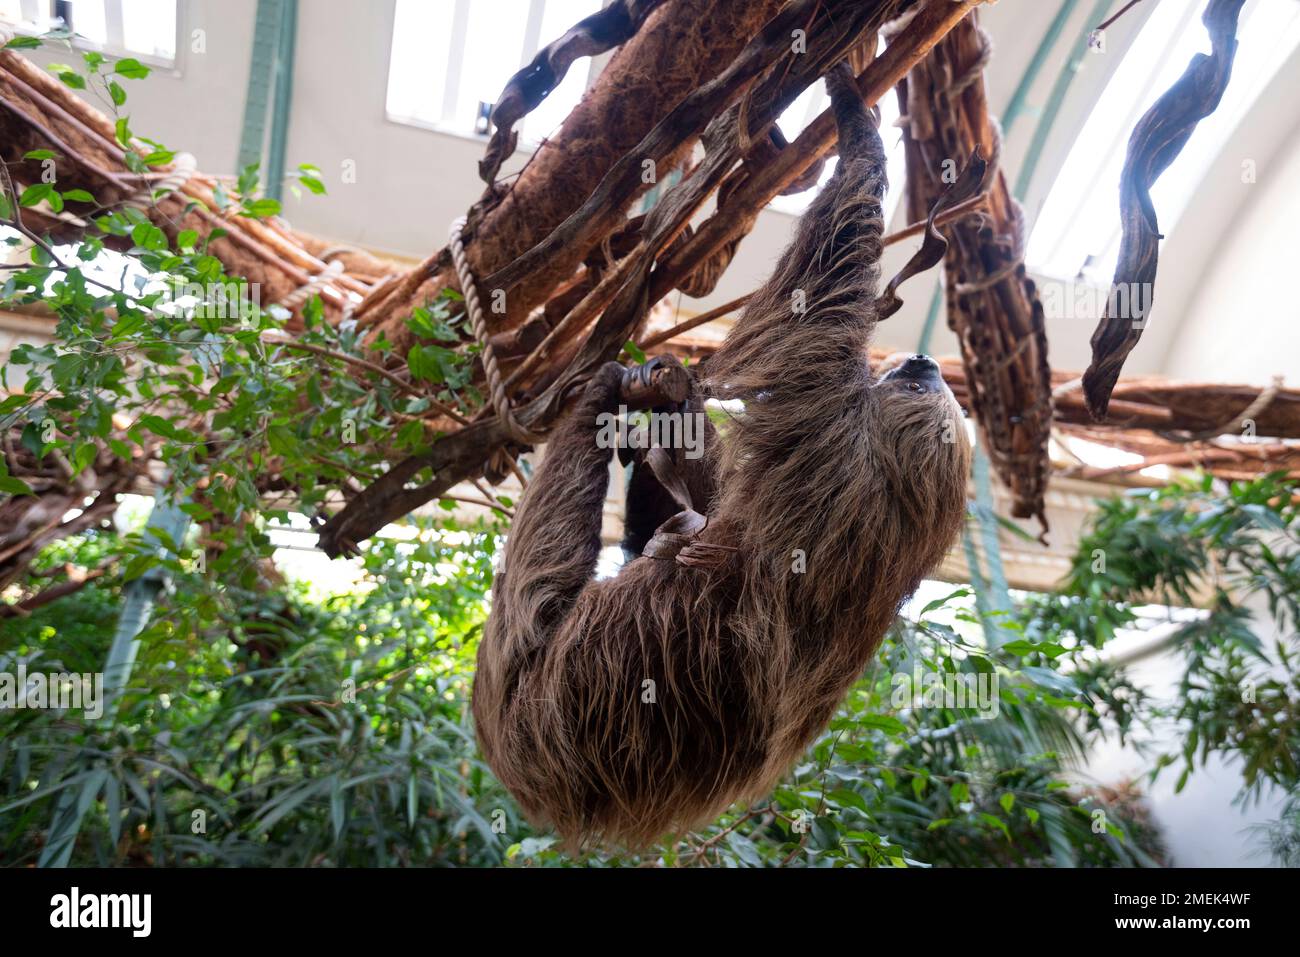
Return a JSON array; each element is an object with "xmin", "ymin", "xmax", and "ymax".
[{"xmin": 4, "ymin": 474, "xmax": 1295, "ymax": 867}]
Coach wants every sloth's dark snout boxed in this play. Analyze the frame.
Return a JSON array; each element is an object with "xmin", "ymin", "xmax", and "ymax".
[
  {"xmin": 882, "ymin": 354, "xmax": 943, "ymax": 390},
  {"xmin": 900, "ymin": 354, "xmax": 939, "ymax": 375}
]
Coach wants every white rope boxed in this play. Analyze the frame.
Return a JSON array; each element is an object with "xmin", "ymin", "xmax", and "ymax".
[
  {"xmin": 1161, "ymin": 375, "xmax": 1286, "ymax": 443},
  {"xmin": 448, "ymin": 215, "xmax": 544, "ymax": 445},
  {"xmin": 123, "ymin": 151, "xmax": 197, "ymax": 210},
  {"xmin": 317, "ymin": 244, "xmax": 360, "ymax": 261},
  {"xmin": 277, "ymin": 259, "xmax": 343, "ymax": 311}
]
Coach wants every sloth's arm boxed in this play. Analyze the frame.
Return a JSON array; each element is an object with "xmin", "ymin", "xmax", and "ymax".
[
  {"xmin": 489, "ymin": 363, "xmax": 624, "ymax": 656},
  {"xmin": 702, "ymin": 64, "xmax": 889, "ymax": 557},
  {"xmin": 705, "ymin": 63, "xmax": 887, "ymax": 401}
]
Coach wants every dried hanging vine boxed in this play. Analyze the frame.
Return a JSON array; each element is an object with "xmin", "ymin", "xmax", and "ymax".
[
  {"xmin": 478, "ymin": 0, "xmax": 670, "ymax": 185},
  {"xmin": 1081, "ymin": 0, "xmax": 1247, "ymax": 419},
  {"xmin": 896, "ymin": 10, "xmax": 1054, "ymax": 528}
]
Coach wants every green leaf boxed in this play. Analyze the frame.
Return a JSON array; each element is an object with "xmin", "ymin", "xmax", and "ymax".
[
  {"xmin": 136, "ymin": 414, "xmax": 192, "ymax": 442},
  {"xmin": 331, "ymin": 777, "xmax": 345, "ymax": 841},
  {"xmin": 1241, "ymin": 504, "xmax": 1287, "ymax": 532},
  {"xmin": 19, "ymin": 183, "xmax": 62, "ymax": 212},
  {"xmin": 23, "ymin": 149, "xmax": 56, "ymax": 161},
  {"xmin": 122, "ymin": 552, "xmax": 160, "ymax": 582},
  {"xmin": 858, "ymin": 713, "xmax": 907, "ymax": 735},
  {"xmin": 3, "ymin": 35, "xmax": 42, "ymax": 50},
  {"xmin": 253, "ymin": 779, "xmax": 331, "ymax": 834},
  {"xmin": 241, "ymin": 198, "xmax": 282, "ymax": 219},
  {"xmin": 71, "ymin": 442, "xmax": 97, "ymax": 476},
  {"xmin": 407, "ymin": 344, "xmax": 450, "ymax": 384},
  {"xmin": 47, "ymin": 64, "xmax": 86, "ymax": 89},
  {"xmin": 725, "ymin": 830, "xmax": 763, "ymax": 865},
  {"xmin": 0, "ymin": 474, "xmax": 34, "ymax": 496},
  {"xmin": 0, "ymin": 394, "xmax": 31, "ymax": 415},
  {"xmin": 828, "ymin": 788, "xmax": 870, "ymax": 813},
  {"xmin": 296, "ymin": 170, "xmax": 326, "ymax": 195},
  {"xmin": 920, "ymin": 587, "xmax": 970, "ymax": 616},
  {"xmin": 108, "ymin": 80, "xmax": 127, "ymax": 106},
  {"xmin": 130, "ymin": 222, "xmax": 169, "ymax": 251},
  {"xmin": 237, "ymin": 164, "xmax": 260, "ymax": 198},
  {"xmin": 979, "ymin": 812, "xmax": 1012, "ymax": 842},
  {"xmin": 61, "ymin": 188, "xmax": 96, "ymax": 204},
  {"xmin": 622, "ymin": 340, "xmax": 647, "ymax": 364},
  {"xmin": 113, "ymin": 58, "xmax": 151, "ymax": 79}
]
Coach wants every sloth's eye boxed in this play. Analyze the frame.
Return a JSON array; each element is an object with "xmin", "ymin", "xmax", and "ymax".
[{"xmin": 907, "ymin": 381, "xmax": 925, "ymax": 393}]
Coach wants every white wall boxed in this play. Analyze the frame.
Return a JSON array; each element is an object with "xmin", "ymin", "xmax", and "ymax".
[
  {"xmin": 1162, "ymin": 119, "xmax": 1300, "ymax": 382},
  {"xmin": 1084, "ymin": 616, "xmax": 1291, "ymax": 867}
]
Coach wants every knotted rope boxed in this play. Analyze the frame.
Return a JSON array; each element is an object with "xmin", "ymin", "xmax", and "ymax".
[
  {"xmin": 277, "ymin": 258, "xmax": 343, "ymax": 311},
  {"xmin": 1159, "ymin": 376, "xmax": 1285, "ymax": 443},
  {"xmin": 124, "ymin": 152, "xmax": 197, "ymax": 210},
  {"xmin": 448, "ymin": 216, "xmax": 544, "ymax": 445}
]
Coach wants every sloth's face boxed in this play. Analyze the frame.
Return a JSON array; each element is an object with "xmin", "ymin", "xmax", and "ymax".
[
  {"xmin": 878, "ymin": 354, "xmax": 948, "ymax": 396},
  {"xmin": 873, "ymin": 354, "xmax": 970, "ymax": 483}
]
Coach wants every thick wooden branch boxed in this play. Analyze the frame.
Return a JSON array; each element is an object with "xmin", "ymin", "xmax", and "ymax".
[
  {"xmin": 317, "ymin": 1, "xmax": 1003, "ymax": 555},
  {"xmin": 0, "ymin": 49, "xmax": 383, "ymax": 327},
  {"xmin": 480, "ymin": 0, "xmax": 671, "ymax": 185},
  {"xmin": 351, "ymin": 0, "xmax": 793, "ymax": 349}
]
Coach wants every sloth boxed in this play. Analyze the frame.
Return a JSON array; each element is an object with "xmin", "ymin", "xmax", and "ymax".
[{"xmin": 472, "ymin": 62, "xmax": 972, "ymax": 849}]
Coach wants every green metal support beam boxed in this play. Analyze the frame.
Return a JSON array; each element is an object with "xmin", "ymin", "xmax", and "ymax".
[
  {"xmin": 1014, "ymin": 0, "xmax": 1115, "ymax": 202},
  {"xmin": 237, "ymin": 0, "xmax": 299, "ymax": 201},
  {"xmin": 1002, "ymin": 0, "xmax": 1082, "ymax": 134}
]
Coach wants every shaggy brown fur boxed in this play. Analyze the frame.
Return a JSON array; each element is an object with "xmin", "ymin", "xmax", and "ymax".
[{"xmin": 472, "ymin": 63, "xmax": 972, "ymax": 849}]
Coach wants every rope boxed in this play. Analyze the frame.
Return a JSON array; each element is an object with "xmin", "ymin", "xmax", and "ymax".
[
  {"xmin": 277, "ymin": 259, "xmax": 342, "ymax": 311},
  {"xmin": 123, "ymin": 152, "xmax": 197, "ymax": 210},
  {"xmin": 448, "ymin": 216, "xmax": 544, "ymax": 445},
  {"xmin": 947, "ymin": 25, "xmax": 993, "ymax": 97},
  {"xmin": 1159, "ymin": 376, "xmax": 1285, "ymax": 443}
]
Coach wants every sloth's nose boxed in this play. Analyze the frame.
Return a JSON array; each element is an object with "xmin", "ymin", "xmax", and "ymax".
[{"xmin": 903, "ymin": 354, "xmax": 939, "ymax": 373}]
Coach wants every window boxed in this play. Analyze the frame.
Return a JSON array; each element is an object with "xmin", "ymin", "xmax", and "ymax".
[
  {"xmin": 1027, "ymin": 0, "xmax": 1300, "ymax": 283},
  {"xmin": 386, "ymin": 0, "xmax": 602, "ymax": 145},
  {"xmin": 0, "ymin": 0, "xmax": 178, "ymax": 66},
  {"xmin": 386, "ymin": 0, "xmax": 907, "ymax": 218}
]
